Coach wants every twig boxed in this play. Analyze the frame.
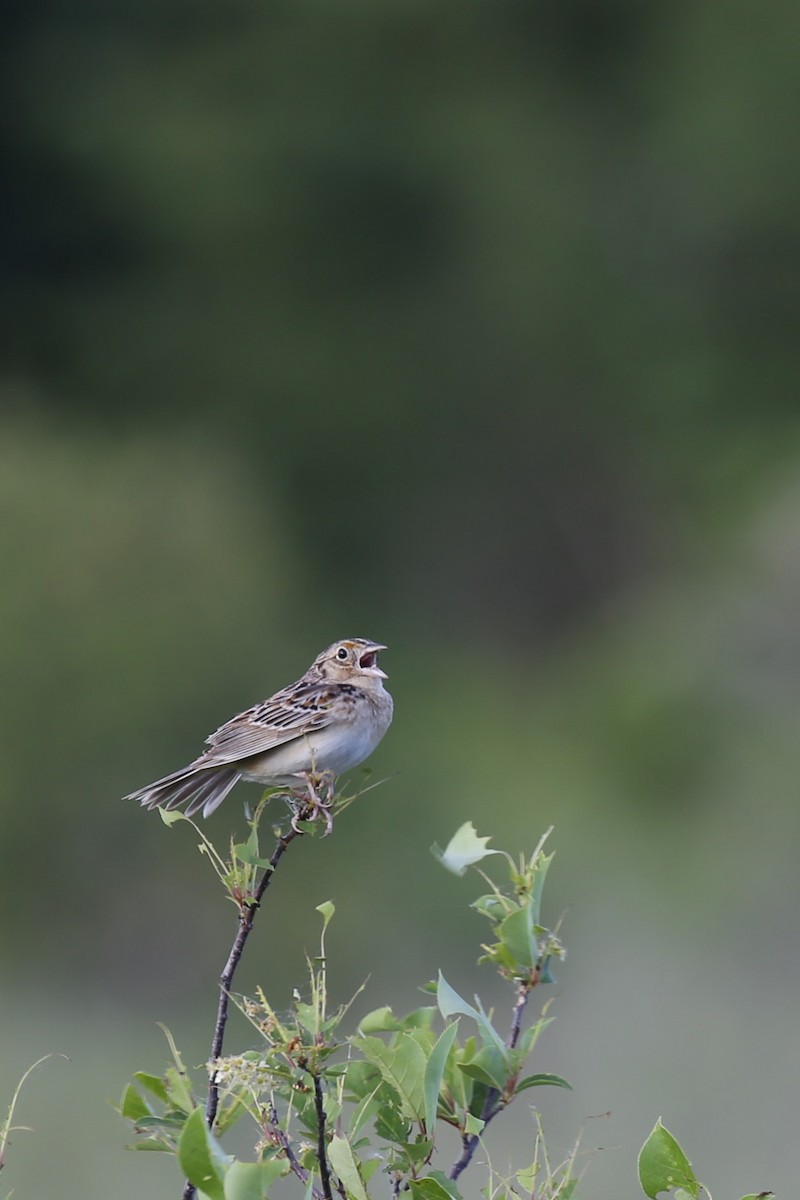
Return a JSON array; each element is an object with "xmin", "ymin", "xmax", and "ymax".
[
  {"xmin": 508, "ymin": 977, "xmax": 531, "ymax": 1051},
  {"xmin": 182, "ymin": 823, "xmax": 303, "ymax": 1200},
  {"xmin": 312, "ymin": 1073, "xmax": 334, "ymax": 1200},
  {"xmin": 448, "ymin": 979, "xmax": 533, "ymax": 1182},
  {"xmin": 267, "ymin": 1103, "xmax": 324, "ymax": 1200}
]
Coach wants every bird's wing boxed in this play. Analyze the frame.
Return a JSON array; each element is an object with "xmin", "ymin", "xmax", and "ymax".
[{"xmin": 197, "ymin": 680, "xmax": 344, "ymax": 766}]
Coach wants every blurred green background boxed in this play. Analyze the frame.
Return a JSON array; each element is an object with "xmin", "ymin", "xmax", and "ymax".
[{"xmin": 2, "ymin": 2, "xmax": 800, "ymax": 1196}]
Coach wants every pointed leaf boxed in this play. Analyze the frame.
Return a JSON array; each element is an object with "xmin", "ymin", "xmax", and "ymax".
[
  {"xmin": 328, "ymin": 1135, "xmax": 371, "ymax": 1200},
  {"xmin": 436, "ymin": 973, "xmax": 479, "ymax": 1023},
  {"xmin": 423, "ymin": 1021, "xmax": 459, "ymax": 1136},
  {"xmin": 178, "ymin": 1108, "xmax": 230, "ymax": 1200},
  {"xmin": 133, "ymin": 1071, "xmax": 169, "ymax": 1104},
  {"xmin": 436, "ymin": 975, "xmax": 507, "ymax": 1064},
  {"xmin": 514, "ymin": 1072, "xmax": 572, "ymax": 1094},
  {"xmin": 458, "ymin": 1051, "xmax": 506, "ymax": 1092},
  {"xmin": 159, "ymin": 809, "xmax": 186, "ymax": 827},
  {"xmin": 121, "ymin": 1084, "xmax": 152, "ymax": 1121},
  {"xmin": 498, "ymin": 903, "xmax": 538, "ymax": 969},
  {"xmin": 316, "ymin": 901, "xmax": 335, "ymax": 930},
  {"xmin": 431, "ymin": 823, "xmax": 500, "ymax": 876},
  {"xmin": 638, "ymin": 1120, "xmax": 699, "ymax": 1200}
]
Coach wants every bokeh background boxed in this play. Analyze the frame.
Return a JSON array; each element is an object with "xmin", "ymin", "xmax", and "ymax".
[{"xmin": 2, "ymin": 2, "xmax": 800, "ymax": 1197}]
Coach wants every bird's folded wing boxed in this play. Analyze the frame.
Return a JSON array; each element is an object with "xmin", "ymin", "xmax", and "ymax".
[{"xmin": 198, "ymin": 682, "xmax": 341, "ymax": 765}]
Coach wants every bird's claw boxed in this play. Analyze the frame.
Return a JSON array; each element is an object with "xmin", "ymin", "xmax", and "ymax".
[{"xmin": 289, "ymin": 771, "xmax": 336, "ymax": 836}]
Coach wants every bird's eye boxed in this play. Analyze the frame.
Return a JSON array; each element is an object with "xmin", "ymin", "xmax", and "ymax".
[{"xmin": 336, "ymin": 647, "xmax": 349, "ymax": 660}]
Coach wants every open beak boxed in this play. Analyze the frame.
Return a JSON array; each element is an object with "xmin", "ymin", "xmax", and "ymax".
[{"xmin": 359, "ymin": 643, "xmax": 388, "ymax": 678}]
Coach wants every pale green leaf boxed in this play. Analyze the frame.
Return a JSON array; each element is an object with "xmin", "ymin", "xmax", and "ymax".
[
  {"xmin": 436, "ymin": 975, "xmax": 507, "ymax": 1065},
  {"xmin": 328, "ymin": 1135, "xmax": 370, "ymax": 1200},
  {"xmin": 436, "ymin": 973, "xmax": 479, "ymax": 1023},
  {"xmin": 316, "ymin": 901, "xmax": 335, "ymax": 930},
  {"xmin": 223, "ymin": 1159, "xmax": 285, "ymax": 1200},
  {"xmin": 159, "ymin": 809, "xmax": 186, "ymax": 827},
  {"xmin": 431, "ymin": 823, "xmax": 500, "ymax": 876}
]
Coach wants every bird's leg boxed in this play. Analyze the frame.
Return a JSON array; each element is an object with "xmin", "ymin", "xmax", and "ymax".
[{"xmin": 289, "ymin": 770, "xmax": 336, "ymax": 835}]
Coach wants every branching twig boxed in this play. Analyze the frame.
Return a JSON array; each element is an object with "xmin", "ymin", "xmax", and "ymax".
[
  {"xmin": 312, "ymin": 1073, "xmax": 334, "ymax": 1200},
  {"xmin": 448, "ymin": 979, "xmax": 533, "ymax": 1181},
  {"xmin": 182, "ymin": 822, "xmax": 304, "ymax": 1200},
  {"xmin": 267, "ymin": 1103, "xmax": 324, "ymax": 1200}
]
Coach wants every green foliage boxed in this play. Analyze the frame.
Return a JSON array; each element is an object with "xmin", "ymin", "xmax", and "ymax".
[
  {"xmin": 121, "ymin": 820, "xmax": 572, "ymax": 1198},
  {"xmin": 637, "ymin": 1120, "xmax": 774, "ymax": 1200}
]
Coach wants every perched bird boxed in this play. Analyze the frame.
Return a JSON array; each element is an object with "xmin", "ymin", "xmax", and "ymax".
[{"xmin": 125, "ymin": 638, "xmax": 393, "ymax": 822}]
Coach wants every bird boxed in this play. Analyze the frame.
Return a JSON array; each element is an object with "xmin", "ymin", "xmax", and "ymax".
[{"xmin": 124, "ymin": 638, "xmax": 393, "ymax": 825}]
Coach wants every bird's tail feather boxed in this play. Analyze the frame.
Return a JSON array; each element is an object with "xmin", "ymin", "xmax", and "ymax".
[{"xmin": 124, "ymin": 764, "xmax": 241, "ymax": 819}]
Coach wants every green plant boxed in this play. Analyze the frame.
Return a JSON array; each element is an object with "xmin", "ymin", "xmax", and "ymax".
[
  {"xmin": 637, "ymin": 1119, "xmax": 773, "ymax": 1200},
  {"xmin": 120, "ymin": 809, "xmax": 576, "ymax": 1199}
]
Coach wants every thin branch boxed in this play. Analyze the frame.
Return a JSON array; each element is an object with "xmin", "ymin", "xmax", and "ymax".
[
  {"xmin": 448, "ymin": 979, "xmax": 533, "ymax": 1182},
  {"xmin": 182, "ymin": 822, "xmax": 304, "ymax": 1200},
  {"xmin": 313, "ymin": 1073, "xmax": 334, "ymax": 1200},
  {"xmin": 267, "ymin": 1103, "xmax": 324, "ymax": 1200},
  {"xmin": 508, "ymin": 976, "xmax": 531, "ymax": 1051}
]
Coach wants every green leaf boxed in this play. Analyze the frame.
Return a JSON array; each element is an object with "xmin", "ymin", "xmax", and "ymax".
[
  {"xmin": 344, "ymin": 1059, "xmax": 382, "ymax": 1099},
  {"xmin": 165, "ymin": 1065, "xmax": 194, "ymax": 1114},
  {"xmin": 431, "ymin": 823, "xmax": 500, "ymax": 876},
  {"xmin": 159, "ymin": 809, "xmax": 186, "ymax": 827},
  {"xmin": 436, "ymin": 973, "xmax": 479, "ymax": 1023},
  {"xmin": 356, "ymin": 1035, "xmax": 427, "ymax": 1120},
  {"xmin": 134, "ymin": 1071, "xmax": 169, "ymax": 1103},
  {"xmin": 498, "ymin": 903, "xmax": 538, "ymax": 969},
  {"xmin": 409, "ymin": 1173, "xmax": 462, "ymax": 1200},
  {"xmin": 515, "ymin": 1015, "xmax": 554, "ymax": 1059},
  {"xmin": 223, "ymin": 1159, "xmax": 285, "ymax": 1200},
  {"xmin": 178, "ymin": 1108, "xmax": 230, "ymax": 1200},
  {"xmin": 530, "ymin": 851, "xmax": 553, "ymax": 924},
  {"xmin": 514, "ymin": 1072, "xmax": 572, "ymax": 1094},
  {"xmin": 458, "ymin": 1051, "xmax": 506, "ymax": 1092},
  {"xmin": 121, "ymin": 1084, "xmax": 152, "ymax": 1121},
  {"xmin": 328, "ymin": 1135, "xmax": 371, "ymax": 1200},
  {"xmin": 638, "ymin": 1120, "xmax": 699, "ymax": 1200},
  {"xmin": 401, "ymin": 1007, "xmax": 437, "ymax": 1030},
  {"xmin": 437, "ymin": 977, "xmax": 508, "ymax": 1074},
  {"xmin": 233, "ymin": 828, "xmax": 260, "ymax": 864},
  {"xmin": 464, "ymin": 1113, "xmax": 484, "ymax": 1136},
  {"xmin": 128, "ymin": 1137, "xmax": 174, "ymax": 1151},
  {"xmin": 349, "ymin": 1083, "xmax": 384, "ymax": 1139},
  {"xmin": 316, "ymin": 900, "xmax": 335, "ymax": 930},
  {"xmin": 400, "ymin": 1137, "xmax": 433, "ymax": 1166},
  {"xmin": 472, "ymin": 995, "xmax": 510, "ymax": 1061},
  {"xmin": 359, "ymin": 1006, "xmax": 405, "ymax": 1033},
  {"xmin": 424, "ymin": 1022, "xmax": 459, "ymax": 1136},
  {"xmin": 374, "ymin": 1096, "xmax": 411, "ymax": 1144}
]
